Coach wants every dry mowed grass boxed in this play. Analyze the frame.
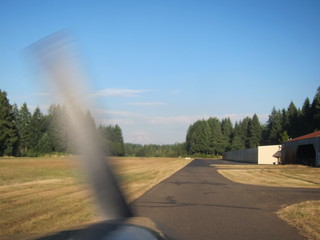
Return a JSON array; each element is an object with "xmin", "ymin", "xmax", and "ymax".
[
  {"xmin": 215, "ymin": 163, "xmax": 320, "ymax": 240},
  {"xmin": 215, "ymin": 164, "xmax": 320, "ymax": 188},
  {"xmin": 110, "ymin": 157, "xmax": 193, "ymax": 202},
  {"xmin": 278, "ymin": 200, "xmax": 320, "ymax": 240},
  {"xmin": 0, "ymin": 156, "xmax": 191, "ymax": 239}
]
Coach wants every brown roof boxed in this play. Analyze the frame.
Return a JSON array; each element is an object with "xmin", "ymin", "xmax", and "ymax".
[{"xmin": 286, "ymin": 130, "xmax": 320, "ymax": 142}]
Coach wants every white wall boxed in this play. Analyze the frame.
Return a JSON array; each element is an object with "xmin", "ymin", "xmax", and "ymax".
[
  {"xmin": 223, "ymin": 145, "xmax": 280, "ymax": 164},
  {"xmin": 258, "ymin": 145, "xmax": 281, "ymax": 164}
]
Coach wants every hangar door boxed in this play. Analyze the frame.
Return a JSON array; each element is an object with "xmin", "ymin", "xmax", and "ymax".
[{"xmin": 296, "ymin": 144, "xmax": 316, "ymax": 166}]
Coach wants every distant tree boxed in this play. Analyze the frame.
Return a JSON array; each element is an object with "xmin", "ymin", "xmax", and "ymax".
[
  {"xmin": 260, "ymin": 124, "xmax": 269, "ymax": 145},
  {"xmin": 124, "ymin": 142, "xmax": 187, "ymax": 157},
  {"xmin": 0, "ymin": 90, "xmax": 19, "ymax": 156},
  {"xmin": 231, "ymin": 122, "xmax": 245, "ymax": 150},
  {"xmin": 172, "ymin": 142, "xmax": 187, "ymax": 157},
  {"xmin": 29, "ymin": 107, "xmax": 47, "ymax": 156},
  {"xmin": 98, "ymin": 125, "xmax": 112, "ymax": 155},
  {"xmin": 267, "ymin": 107, "xmax": 283, "ymax": 144},
  {"xmin": 221, "ymin": 118, "xmax": 233, "ymax": 151},
  {"xmin": 15, "ymin": 103, "xmax": 32, "ymax": 156},
  {"xmin": 311, "ymin": 87, "xmax": 320, "ymax": 131},
  {"xmin": 47, "ymin": 104, "xmax": 69, "ymax": 152},
  {"xmin": 37, "ymin": 132, "xmax": 54, "ymax": 154},
  {"xmin": 235, "ymin": 117, "xmax": 251, "ymax": 148},
  {"xmin": 111, "ymin": 125, "xmax": 125, "ymax": 156},
  {"xmin": 281, "ymin": 108, "xmax": 289, "ymax": 133},
  {"xmin": 186, "ymin": 123, "xmax": 196, "ymax": 154},
  {"xmin": 231, "ymin": 135, "xmax": 244, "ymax": 150},
  {"xmin": 124, "ymin": 143, "xmax": 141, "ymax": 156},
  {"xmin": 286, "ymin": 101, "xmax": 300, "ymax": 138},
  {"xmin": 135, "ymin": 147, "xmax": 146, "ymax": 157},
  {"xmin": 301, "ymin": 97, "xmax": 312, "ymax": 134},
  {"xmin": 186, "ymin": 120, "xmax": 212, "ymax": 155},
  {"xmin": 207, "ymin": 117, "xmax": 224, "ymax": 155},
  {"xmin": 279, "ymin": 130, "xmax": 290, "ymax": 142},
  {"xmin": 248, "ymin": 114, "xmax": 262, "ymax": 148},
  {"xmin": 194, "ymin": 120, "xmax": 211, "ymax": 154},
  {"xmin": 98, "ymin": 124, "xmax": 125, "ymax": 156}
]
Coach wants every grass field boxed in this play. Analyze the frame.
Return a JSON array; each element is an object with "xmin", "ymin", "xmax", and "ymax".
[
  {"xmin": 215, "ymin": 164, "xmax": 320, "ymax": 188},
  {"xmin": 278, "ymin": 200, "xmax": 320, "ymax": 240},
  {"xmin": 215, "ymin": 163, "xmax": 320, "ymax": 240},
  {"xmin": 0, "ymin": 156, "xmax": 192, "ymax": 239}
]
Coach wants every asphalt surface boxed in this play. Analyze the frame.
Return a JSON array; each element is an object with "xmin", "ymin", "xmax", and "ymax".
[{"xmin": 131, "ymin": 159, "xmax": 320, "ymax": 240}]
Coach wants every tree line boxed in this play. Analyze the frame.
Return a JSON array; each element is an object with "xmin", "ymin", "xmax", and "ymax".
[
  {"xmin": 124, "ymin": 143, "xmax": 187, "ymax": 157},
  {"xmin": 186, "ymin": 87, "xmax": 320, "ymax": 156},
  {"xmin": 1, "ymin": 87, "xmax": 319, "ymax": 158},
  {"xmin": 0, "ymin": 90, "xmax": 125, "ymax": 157}
]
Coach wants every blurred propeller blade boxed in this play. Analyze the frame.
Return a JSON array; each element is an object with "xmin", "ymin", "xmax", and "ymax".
[{"xmin": 28, "ymin": 31, "xmax": 132, "ymax": 220}]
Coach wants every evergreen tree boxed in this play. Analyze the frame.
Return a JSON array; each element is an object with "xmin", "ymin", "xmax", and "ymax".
[
  {"xmin": 207, "ymin": 117, "xmax": 225, "ymax": 155},
  {"xmin": 267, "ymin": 107, "xmax": 283, "ymax": 144},
  {"xmin": 98, "ymin": 124, "xmax": 125, "ymax": 156},
  {"xmin": 311, "ymin": 87, "xmax": 320, "ymax": 131},
  {"xmin": 221, "ymin": 118, "xmax": 233, "ymax": 151},
  {"xmin": 29, "ymin": 107, "xmax": 46, "ymax": 155},
  {"xmin": 286, "ymin": 101, "xmax": 300, "ymax": 138},
  {"xmin": 279, "ymin": 130, "xmax": 290, "ymax": 142},
  {"xmin": 192, "ymin": 120, "xmax": 210, "ymax": 154},
  {"xmin": 236, "ymin": 117, "xmax": 251, "ymax": 148},
  {"xmin": 231, "ymin": 122, "xmax": 246, "ymax": 150},
  {"xmin": 37, "ymin": 132, "xmax": 54, "ymax": 154},
  {"xmin": 248, "ymin": 114, "xmax": 262, "ymax": 148},
  {"xmin": 186, "ymin": 123, "xmax": 195, "ymax": 154},
  {"xmin": 0, "ymin": 90, "xmax": 19, "ymax": 156},
  {"xmin": 185, "ymin": 120, "xmax": 211, "ymax": 155},
  {"xmin": 111, "ymin": 124, "xmax": 125, "ymax": 156},
  {"xmin": 281, "ymin": 108, "xmax": 289, "ymax": 133},
  {"xmin": 301, "ymin": 97, "xmax": 312, "ymax": 134},
  {"xmin": 15, "ymin": 103, "xmax": 32, "ymax": 155},
  {"xmin": 231, "ymin": 135, "xmax": 244, "ymax": 150},
  {"xmin": 260, "ymin": 124, "xmax": 269, "ymax": 145},
  {"xmin": 47, "ymin": 104, "xmax": 69, "ymax": 152}
]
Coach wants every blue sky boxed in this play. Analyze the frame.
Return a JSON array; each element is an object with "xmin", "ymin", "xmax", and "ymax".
[{"xmin": 1, "ymin": 0, "xmax": 319, "ymax": 144}]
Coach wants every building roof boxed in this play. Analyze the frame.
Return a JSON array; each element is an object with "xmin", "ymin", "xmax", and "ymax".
[{"xmin": 286, "ymin": 130, "xmax": 320, "ymax": 142}]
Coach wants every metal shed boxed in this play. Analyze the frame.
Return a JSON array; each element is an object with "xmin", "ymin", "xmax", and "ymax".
[{"xmin": 282, "ymin": 131, "xmax": 320, "ymax": 167}]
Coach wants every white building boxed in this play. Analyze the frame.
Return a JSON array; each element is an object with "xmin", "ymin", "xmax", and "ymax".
[{"xmin": 223, "ymin": 145, "xmax": 281, "ymax": 164}]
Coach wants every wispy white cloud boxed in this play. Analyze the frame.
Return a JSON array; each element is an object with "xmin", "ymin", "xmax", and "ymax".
[
  {"xmin": 127, "ymin": 102, "xmax": 167, "ymax": 106},
  {"xmin": 92, "ymin": 88, "xmax": 150, "ymax": 97}
]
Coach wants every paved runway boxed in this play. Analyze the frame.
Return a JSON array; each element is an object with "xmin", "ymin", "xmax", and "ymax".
[{"xmin": 131, "ymin": 159, "xmax": 320, "ymax": 240}]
